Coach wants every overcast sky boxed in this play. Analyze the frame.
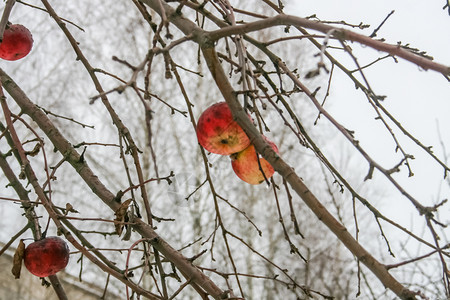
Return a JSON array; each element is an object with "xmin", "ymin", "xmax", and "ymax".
[
  {"xmin": 285, "ymin": 1, "xmax": 450, "ymax": 238},
  {"xmin": 0, "ymin": 2, "xmax": 448, "ymax": 298}
]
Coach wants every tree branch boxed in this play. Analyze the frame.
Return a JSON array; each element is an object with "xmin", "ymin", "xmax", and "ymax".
[
  {"xmin": 0, "ymin": 68, "xmax": 227, "ymax": 299},
  {"xmin": 200, "ymin": 42, "xmax": 417, "ymax": 300},
  {"xmin": 204, "ymin": 14, "xmax": 450, "ymax": 77}
]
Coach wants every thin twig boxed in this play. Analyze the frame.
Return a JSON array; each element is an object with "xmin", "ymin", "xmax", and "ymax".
[{"xmin": 0, "ymin": 0, "xmax": 16, "ymax": 41}]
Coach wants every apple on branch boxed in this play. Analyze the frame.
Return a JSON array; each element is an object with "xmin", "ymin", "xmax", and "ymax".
[
  {"xmin": 196, "ymin": 102, "xmax": 251, "ymax": 155},
  {"xmin": 0, "ymin": 24, "xmax": 33, "ymax": 61},
  {"xmin": 23, "ymin": 236, "xmax": 70, "ymax": 278},
  {"xmin": 231, "ymin": 136, "xmax": 279, "ymax": 185}
]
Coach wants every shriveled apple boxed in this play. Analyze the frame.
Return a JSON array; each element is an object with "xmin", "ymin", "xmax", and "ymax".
[
  {"xmin": 231, "ymin": 136, "xmax": 279, "ymax": 185},
  {"xmin": 23, "ymin": 236, "xmax": 70, "ymax": 277},
  {"xmin": 196, "ymin": 102, "xmax": 250, "ymax": 155},
  {"xmin": 0, "ymin": 24, "xmax": 33, "ymax": 61}
]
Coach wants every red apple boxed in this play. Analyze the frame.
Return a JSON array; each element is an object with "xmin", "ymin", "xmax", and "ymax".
[
  {"xmin": 0, "ymin": 24, "xmax": 33, "ymax": 61},
  {"xmin": 24, "ymin": 236, "xmax": 70, "ymax": 277},
  {"xmin": 196, "ymin": 102, "xmax": 251, "ymax": 155},
  {"xmin": 231, "ymin": 136, "xmax": 279, "ymax": 185}
]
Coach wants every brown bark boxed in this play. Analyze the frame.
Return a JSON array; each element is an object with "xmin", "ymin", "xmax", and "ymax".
[
  {"xmin": 0, "ymin": 69, "xmax": 227, "ymax": 299},
  {"xmin": 199, "ymin": 46, "xmax": 417, "ymax": 300}
]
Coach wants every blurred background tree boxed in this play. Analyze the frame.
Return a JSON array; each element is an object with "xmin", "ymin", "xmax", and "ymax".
[{"xmin": 0, "ymin": 0, "xmax": 449, "ymax": 299}]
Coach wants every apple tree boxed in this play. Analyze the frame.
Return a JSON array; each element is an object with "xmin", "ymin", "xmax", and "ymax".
[{"xmin": 0, "ymin": 0, "xmax": 449, "ymax": 299}]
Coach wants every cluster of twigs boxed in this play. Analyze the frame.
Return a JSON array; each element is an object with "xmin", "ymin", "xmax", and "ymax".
[{"xmin": 0, "ymin": 0, "xmax": 449, "ymax": 299}]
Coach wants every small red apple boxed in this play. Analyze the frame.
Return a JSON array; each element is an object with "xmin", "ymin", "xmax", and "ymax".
[
  {"xmin": 0, "ymin": 24, "xmax": 33, "ymax": 61},
  {"xmin": 23, "ymin": 236, "xmax": 70, "ymax": 277},
  {"xmin": 231, "ymin": 136, "xmax": 279, "ymax": 185},
  {"xmin": 196, "ymin": 102, "xmax": 251, "ymax": 155}
]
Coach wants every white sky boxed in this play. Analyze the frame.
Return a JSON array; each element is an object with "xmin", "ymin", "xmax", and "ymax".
[
  {"xmin": 284, "ymin": 1, "xmax": 450, "ymax": 239},
  {"xmin": 0, "ymin": 1, "xmax": 447, "ymax": 297}
]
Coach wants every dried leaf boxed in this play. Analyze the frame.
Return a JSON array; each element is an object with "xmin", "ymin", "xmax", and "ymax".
[
  {"xmin": 115, "ymin": 198, "xmax": 132, "ymax": 219},
  {"xmin": 305, "ymin": 68, "xmax": 320, "ymax": 79},
  {"xmin": 116, "ymin": 220, "xmax": 124, "ymax": 237},
  {"xmin": 122, "ymin": 211, "xmax": 133, "ymax": 241},
  {"xmin": 19, "ymin": 168, "xmax": 26, "ymax": 180},
  {"xmin": 114, "ymin": 199, "xmax": 132, "ymax": 236},
  {"xmin": 11, "ymin": 240, "xmax": 25, "ymax": 279},
  {"xmin": 25, "ymin": 143, "xmax": 41, "ymax": 157},
  {"xmin": 64, "ymin": 203, "xmax": 79, "ymax": 215}
]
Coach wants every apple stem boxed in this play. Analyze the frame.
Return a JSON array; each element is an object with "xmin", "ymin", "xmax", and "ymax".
[{"xmin": 0, "ymin": 0, "xmax": 16, "ymax": 42}]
